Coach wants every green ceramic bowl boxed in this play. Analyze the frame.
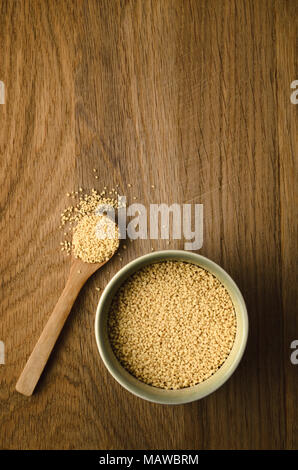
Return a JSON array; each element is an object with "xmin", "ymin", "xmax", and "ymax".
[{"xmin": 95, "ymin": 250, "xmax": 248, "ymax": 404}]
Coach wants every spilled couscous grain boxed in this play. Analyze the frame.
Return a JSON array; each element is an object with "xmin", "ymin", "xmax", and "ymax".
[{"xmin": 108, "ymin": 261, "xmax": 236, "ymax": 390}]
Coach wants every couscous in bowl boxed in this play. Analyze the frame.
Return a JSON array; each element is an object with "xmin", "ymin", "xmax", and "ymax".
[{"xmin": 95, "ymin": 250, "xmax": 248, "ymax": 404}]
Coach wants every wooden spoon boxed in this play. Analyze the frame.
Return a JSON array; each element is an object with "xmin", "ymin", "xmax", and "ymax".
[{"xmin": 16, "ymin": 257, "xmax": 108, "ymax": 396}]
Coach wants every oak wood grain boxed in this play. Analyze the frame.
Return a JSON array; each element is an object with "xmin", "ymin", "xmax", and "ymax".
[{"xmin": 0, "ymin": 0, "xmax": 296, "ymax": 449}]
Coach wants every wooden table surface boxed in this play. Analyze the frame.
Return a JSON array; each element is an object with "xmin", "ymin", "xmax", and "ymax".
[{"xmin": 0, "ymin": 0, "xmax": 296, "ymax": 450}]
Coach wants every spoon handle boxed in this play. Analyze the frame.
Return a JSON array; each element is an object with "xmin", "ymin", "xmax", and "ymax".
[{"xmin": 16, "ymin": 269, "xmax": 86, "ymax": 396}]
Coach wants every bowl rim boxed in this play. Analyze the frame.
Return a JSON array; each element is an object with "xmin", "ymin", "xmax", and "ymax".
[{"xmin": 95, "ymin": 250, "xmax": 249, "ymax": 404}]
